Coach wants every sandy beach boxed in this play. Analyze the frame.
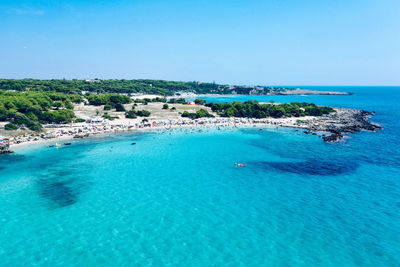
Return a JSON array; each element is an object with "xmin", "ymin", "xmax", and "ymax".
[
  {"xmin": 7, "ymin": 116, "xmax": 314, "ymax": 149},
  {"xmin": 1, "ymin": 100, "xmax": 379, "ymax": 151}
]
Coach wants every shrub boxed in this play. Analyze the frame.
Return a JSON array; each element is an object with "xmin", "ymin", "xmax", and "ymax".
[
  {"xmin": 134, "ymin": 99, "xmax": 146, "ymax": 104},
  {"xmin": 115, "ymin": 103, "xmax": 126, "ymax": 112},
  {"xmin": 136, "ymin": 110, "xmax": 151, "ymax": 117},
  {"xmin": 196, "ymin": 109, "xmax": 213, "ymax": 118},
  {"xmin": 53, "ymin": 101, "xmax": 63, "ymax": 109},
  {"xmin": 27, "ymin": 122, "xmax": 42, "ymax": 131},
  {"xmin": 181, "ymin": 109, "xmax": 213, "ymax": 119},
  {"xmin": 5, "ymin": 123, "xmax": 18, "ymax": 130},
  {"xmin": 64, "ymin": 101, "xmax": 74, "ymax": 110},
  {"xmin": 194, "ymin": 99, "xmax": 206, "ymax": 105},
  {"xmin": 168, "ymin": 98, "xmax": 186, "ymax": 104},
  {"xmin": 75, "ymin": 118, "xmax": 86, "ymax": 123},
  {"xmin": 102, "ymin": 114, "xmax": 117, "ymax": 120},
  {"xmin": 153, "ymin": 97, "xmax": 167, "ymax": 103},
  {"xmin": 41, "ymin": 109, "xmax": 75, "ymax": 123},
  {"xmin": 125, "ymin": 110, "xmax": 137, "ymax": 119},
  {"xmin": 104, "ymin": 104, "xmax": 112, "ymax": 110},
  {"xmin": 163, "ymin": 104, "xmax": 169, "ymax": 109},
  {"xmin": 87, "ymin": 94, "xmax": 131, "ymax": 106},
  {"xmin": 182, "ymin": 111, "xmax": 197, "ymax": 119}
]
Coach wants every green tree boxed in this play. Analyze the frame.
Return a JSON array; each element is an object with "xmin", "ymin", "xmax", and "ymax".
[
  {"xmin": 115, "ymin": 103, "xmax": 125, "ymax": 112},
  {"xmin": 5, "ymin": 123, "xmax": 18, "ymax": 130},
  {"xmin": 225, "ymin": 107, "xmax": 236, "ymax": 117},
  {"xmin": 64, "ymin": 101, "xmax": 74, "ymax": 110},
  {"xmin": 125, "ymin": 110, "xmax": 137, "ymax": 119},
  {"xmin": 194, "ymin": 99, "xmax": 206, "ymax": 105},
  {"xmin": 53, "ymin": 101, "xmax": 63, "ymax": 109},
  {"xmin": 136, "ymin": 110, "xmax": 151, "ymax": 117}
]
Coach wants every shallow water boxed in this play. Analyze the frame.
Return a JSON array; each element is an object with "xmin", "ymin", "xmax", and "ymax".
[{"xmin": 1, "ymin": 86, "xmax": 400, "ymax": 266}]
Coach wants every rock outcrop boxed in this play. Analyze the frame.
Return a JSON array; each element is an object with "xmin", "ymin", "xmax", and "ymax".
[
  {"xmin": 301, "ymin": 108, "xmax": 381, "ymax": 142},
  {"xmin": 0, "ymin": 143, "xmax": 13, "ymax": 154}
]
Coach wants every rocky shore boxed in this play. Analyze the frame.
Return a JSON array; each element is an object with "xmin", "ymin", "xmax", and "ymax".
[
  {"xmin": 295, "ymin": 108, "xmax": 381, "ymax": 142},
  {"xmin": 0, "ymin": 143, "xmax": 13, "ymax": 154},
  {"xmin": 178, "ymin": 89, "xmax": 351, "ymax": 98},
  {"xmin": 276, "ymin": 89, "xmax": 352, "ymax": 96}
]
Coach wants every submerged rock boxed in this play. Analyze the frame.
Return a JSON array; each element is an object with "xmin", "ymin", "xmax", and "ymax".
[
  {"xmin": 323, "ymin": 133, "xmax": 343, "ymax": 142},
  {"xmin": 252, "ymin": 158, "xmax": 359, "ymax": 176},
  {"xmin": 38, "ymin": 179, "xmax": 78, "ymax": 208}
]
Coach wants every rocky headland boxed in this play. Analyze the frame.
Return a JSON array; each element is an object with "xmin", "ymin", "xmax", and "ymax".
[{"xmin": 296, "ymin": 108, "xmax": 381, "ymax": 142}]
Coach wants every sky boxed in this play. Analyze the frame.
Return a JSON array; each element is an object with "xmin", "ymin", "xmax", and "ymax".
[{"xmin": 0, "ymin": 0, "xmax": 399, "ymax": 85}]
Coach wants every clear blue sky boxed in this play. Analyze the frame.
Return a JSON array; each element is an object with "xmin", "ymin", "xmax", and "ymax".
[{"xmin": 1, "ymin": 0, "xmax": 399, "ymax": 85}]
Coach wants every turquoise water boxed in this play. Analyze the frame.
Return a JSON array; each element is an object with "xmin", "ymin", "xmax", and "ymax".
[{"xmin": 1, "ymin": 86, "xmax": 400, "ymax": 266}]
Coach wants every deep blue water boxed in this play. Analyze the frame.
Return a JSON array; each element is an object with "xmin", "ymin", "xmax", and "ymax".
[{"xmin": 1, "ymin": 86, "xmax": 399, "ymax": 266}]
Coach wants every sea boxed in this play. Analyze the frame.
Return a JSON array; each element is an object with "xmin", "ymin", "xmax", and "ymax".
[{"xmin": 0, "ymin": 86, "xmax": 399, "ymax": 266}]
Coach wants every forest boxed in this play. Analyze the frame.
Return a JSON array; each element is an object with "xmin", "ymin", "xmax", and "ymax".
[
  {"xmin": 0, "ymin": 79, "xmax": 290, "ymax": 95},
  {"xmin": 205, "ymin": 101, "xmax": 335, "ymax": 118},
  {"xmin": 0, "ymin": 90, "xmax": 82, "ymax": 130}
]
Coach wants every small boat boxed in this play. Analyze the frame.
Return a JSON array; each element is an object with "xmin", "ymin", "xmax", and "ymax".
[
  {"xmin": 131, "ymin": 142, "xmax": 136, "ymax": 145},
  {"xmin": 64, "ymin": 143, "xmax": 72, "ymax": 145}
]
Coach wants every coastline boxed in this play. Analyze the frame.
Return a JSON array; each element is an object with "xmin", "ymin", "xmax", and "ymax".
[
  {"xmin": 274, "ymin": 89, "xmax": 352, "ymax": 95},
  {"xmin": 176, "ymin": 89, "xmax": 351, "ymax": 99},
  {"xmin": 9, "ymin": 119, "xmax": 303, "ymax": 150},
  {"xmin": 6, "ymin": 107, "xmax": 380, "ymax": 151}
]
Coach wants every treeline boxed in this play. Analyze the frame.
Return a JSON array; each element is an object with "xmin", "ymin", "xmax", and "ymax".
[
  {"xmin": 0, "ymin": 79, "xmax": 290, "ymax": 95},
  {"xmin": 87, "ymin": 94, "xmax": 131, "ymax": 106},
  {"xmin": 134, "ymin": 97, "xmax": 167, "ymax": 105},
  {"xmin": 0, "ymin": 90, "xmax": 82, "ymax": 130},
  {"xmin": 167, "ymin": 98, "xmax": 187, "ymax": 104},
  {"xmin": 181, "ymin": 109, "xmax": 214, "ymax": 119},
  {"xmin": 133, "ymin": 97, "xmax": 186, "ymax": 105},
  {"xmin": 205, "ymin": 101, "xmax": 335, "ymax": 118},
  {"xmin": 0, "ymin": 79, "xmax": 220, "ymax": 95}
]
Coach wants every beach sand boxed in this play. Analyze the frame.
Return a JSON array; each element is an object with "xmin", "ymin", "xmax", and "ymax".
[{"xmin": 1, "ymin": 101, "xmax": 377, "ymax": 149}]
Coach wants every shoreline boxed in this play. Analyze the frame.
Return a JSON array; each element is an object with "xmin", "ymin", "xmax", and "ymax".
[
  {"xmin": 274, "ymin": 89, "xmax": 352, "ymax": 95},
  {"xmin": 176, "ymin": 89, "xmax": 351, "ymax": 99},
  {"xmin": 5, "ymin": 107, "xmax": 381, "ymax": 151},
  {"xmin": 8, "ymin": 119, "xmax": 299, "ymax": 150}
]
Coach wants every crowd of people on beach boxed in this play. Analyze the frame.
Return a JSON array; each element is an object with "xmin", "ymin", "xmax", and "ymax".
[{"xmin": 3, "ymin": 117, "xmax": 311, "ymax": 147}]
